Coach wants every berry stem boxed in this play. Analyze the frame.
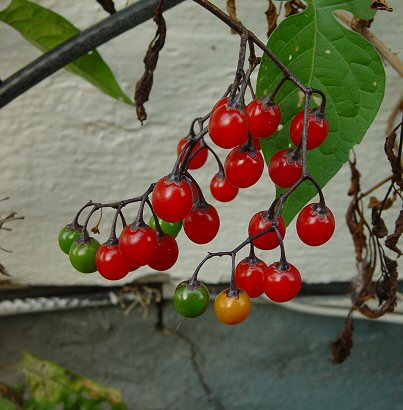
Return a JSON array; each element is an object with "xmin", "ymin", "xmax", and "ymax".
[
  {"xmin": 72, "ymin": 200, "xmax": 93, "ymax": 230},
  {"xmin": 108, "ymin": 205, "xmax": 122, "ymax": 244},
  {"xmin": 205, "ymin": 143, "xmax": 225, "ymax": 176},
  {"xmin": 267, "ymin": 76, "xmax": 287, "ymax": 103},
  {"xmin": 146, "ymin": 198, "xmax": 164, "ymax": 236},
  {"xmin": 184, "ymin": 171, "xmax": 206, "ymax": 204}
]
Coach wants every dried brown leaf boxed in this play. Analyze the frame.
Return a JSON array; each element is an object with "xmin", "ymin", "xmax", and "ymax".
[
  {"xmin": 368, "ymin": 195, "xmax": 395, "ymax": 210},
  {"xmin": 371, "ymin": 207, "xmax": 388, "ymax": 238},
  {"xmin": 385, "ymin": 123, "xmax": 403, "ymax": 189},
  {"xmin": 285, "ymin": 0, "xmax": 306, "ymax": 17},
  {"xmin": 331, "ymin": 312, "xmax": 354, "ymax": 364},
  {"xmin": 348, "ymin": 158, "xmax": 361, "ymax": 196},
  {"xmin": 266, "ymin": 0, "xmax": 278, "ymax": 37},
  {"xmin": 134, "ymin": 0, "xmax": 167, "ymax": 124},
  {"xmin": 370, "ymin": 0, "xmax": 393, "ymax": 12},
  {"xmin": 385, "ymin": 209, "xmax": 403, "ymax": 256},
  {"xmin": 96, "ymin": 0, "xmax": 116, "ymax": 14},
  {"xmin": 0, "ymin": 262, "xmax": 11, "ymax": 276}
]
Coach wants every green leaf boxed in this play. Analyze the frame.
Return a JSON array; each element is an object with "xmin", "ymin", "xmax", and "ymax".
[
  {"xmin": 0, "ymin": 398, "xmax": 18, "ymax": 410},
  {"xmin": 0, "ymin": 0, "xmax": 133, "ymax": 105},
  {"xmin": 19, "ymin": 353, "xmax": 127, "ymax": 408},
  {"xmin": 256, "ymin": 0, "xmax": 384, "ymax": 224}
]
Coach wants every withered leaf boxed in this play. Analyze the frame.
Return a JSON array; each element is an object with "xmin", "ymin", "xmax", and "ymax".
[
  {"xmin": 285, "ymin": 0, "xmax": 306, "ymax": 17},
  {"xmin": 368, "ymin": 195, "xmax": 395, "ymax": 210},
  {"xmin": 266, "ymin": 0, "xmax": 278, "ymax": 37},
  {"xmin": 96, "ymin": 0, "xmax": 116, "ymax": 14},
  {"xmin": 330, "ymin": 312, "xmax": 354, "ymax": 364},
  {"xmin": 385, "ymin": 209, "xmax": 403, "ymax": 256},
  {"xmin": 385, "ymin": 123, "xmax": 403, "ymax": 189},
  {"xmin": 370, "ymin": 0, "xmax": 393, "ymax": 12},
  {"xmin": 371, "ymin": 207, "xmax": 388, "ymax": 238},
  {"xmin": 134, "ymin": 0, "xmax": 167, "ymax": 124},
  {"xmin": 348, "ymin": 158, "xmax": 361, "ymax": 197},
  {"xmin": 0, "ymin": 262, "xmax": 11, "ymax": 276}
]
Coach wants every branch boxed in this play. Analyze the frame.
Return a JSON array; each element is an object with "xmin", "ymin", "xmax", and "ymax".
[
  {"xmin": 0, "ymin": 0, "xmax": 185, "ymax": 109},
  {"xmin": 334, "ymin": 10, "xmax": 403, "ymax": 78}
]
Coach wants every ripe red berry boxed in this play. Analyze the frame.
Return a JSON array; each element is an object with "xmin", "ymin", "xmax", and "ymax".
[
  {"xmin": 296, "ymin": 203, "xmax": 335, "ymax": 246},
  {"xmin": 119, "ymin": 223, "xmax": 157, "ymax": 266},
  {"xmin": 235, "ymin": 256, "xmax": 267, "ymax": 298},
  {"xmin": 290, "ymin": 109, "xmax": 330, "ymax": 150},
  {"xmin": 152, "ymin": 175, "xmax": 193, "ymax": 223},
  {"xmin": 248, "ymin": 211, "xmax": 286, "ymax": 250},
  {"xmin": 212, "ymin": 96, "xmax": 229, "ymax": 113},
  {"xmin": 264, "ymin": 262, "xmax": 302, "ymax": 303},
  {"xmin": 269, "ymin": 149, "xmax": 303, "ymax": 188},
  {"xmin": 96, "ymin": 241, "xmax": 131, "ymax": 281},
  {"xmin": 208, "ymin": 103, "xmax": 249, "ymax": 149},
  {"xmin": 210, "ymin": 173, "xmax": 239, "ymax": 202},
  {"xmin": 224, "ymin": 145, "xmax": 264, "ymax": 189},
  {"xmin": 247, "ymin": 99, "xmax": 281, "ymax": 139},
  {"xmin": 184, "ymin": 203, "xmax": 220, "ymax": 244},
  {"xmin": 148, "ymin": 233, "xmax": 179, "ymax": 271},
  {"xmin": 177, "ymin": 137, "xmax": 208, "ymax": 170}
]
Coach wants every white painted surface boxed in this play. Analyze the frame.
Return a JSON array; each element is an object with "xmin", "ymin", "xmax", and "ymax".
[{"xmin": 0, "ymin": 0, "xmax": 401, "ymax": 286}]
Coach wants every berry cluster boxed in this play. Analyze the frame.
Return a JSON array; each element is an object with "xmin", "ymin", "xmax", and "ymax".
[{"xmin": 59, "ymin": 32, "xmax": 335, "ymax": 326}]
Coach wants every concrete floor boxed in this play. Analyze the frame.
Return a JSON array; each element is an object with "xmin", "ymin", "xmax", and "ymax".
[{"xmin": 0, "ymin": 301, "xmax": 402, "ymax": 410}]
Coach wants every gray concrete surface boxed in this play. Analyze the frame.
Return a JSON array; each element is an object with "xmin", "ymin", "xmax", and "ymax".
[{"xmin": 0, "ymin": 302, "xmax": 402, "ymax": 410}]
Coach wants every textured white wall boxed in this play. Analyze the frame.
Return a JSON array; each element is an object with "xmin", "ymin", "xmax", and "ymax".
[{"xmin": 0, "ymin": 0, "xmax": 401, "ymax": 286}]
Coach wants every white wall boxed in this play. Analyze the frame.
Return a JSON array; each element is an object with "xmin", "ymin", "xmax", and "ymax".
[{"xmin": 0, "ymin": 0, "xmax": 401, "ymax": 286}]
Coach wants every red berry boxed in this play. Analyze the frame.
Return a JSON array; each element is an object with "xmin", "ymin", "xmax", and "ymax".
[
  {"xmin": 212, "ymin": 96, "xmax": 229, "ymax": 113},
  {"xmin": 290, "ymin": 109, "xmax": 330, "ymax": 150},
  {"xmin": 224, "ymin": 145, "xmax": 264, "ymax": 189},
  {"xmin": 264, "ymin": 262, "xmax": 302, "ymax": 303},
  {"xmin": 235, "ymin": 256, "xmax": 267, "ymax": 298},
  {"xmin": 148, "ymin": 234, "xmax": 179, "ymax": 271},
  {"xmin": 208, "ymin": 103, "xmax": 249, "ymax": 149},
  {"xmin": 253, "ymin": 137, "xmax": 262, "ymax": 150},
  {"xmin": 119, "ymin": 224, "xmax": 157, "ymax": 266},
  {"xmin": 248, "ymin": 211, "xmax": 286, "ymax": 250},
  {"xmin": 96, "ymin": 242, "xmax": 130, "ymax": 281},
  {"xmin": 247, "ymin": 99, "xmax": 281, "ymax": 139},
  {"xmin": 296, "ymin": 203, "xmax": 335, "ymax": 246},
  {"xmin": 152, "ymin": 175, "xmax": 193, "ymax": 223},
  {"xmin": 177, "ymin": 137, "xmax": 208, "ymax": 170},
  {"xmin": 269, "ymin": 149, "xmax": 303, "ymax": 188},
  {"xmin": 210, "ymin": 173, "xmax": 239, "ymax": 202},
  {"xmin": 184, "ymin": 203, "xmax": 220, "ymax": 244}
]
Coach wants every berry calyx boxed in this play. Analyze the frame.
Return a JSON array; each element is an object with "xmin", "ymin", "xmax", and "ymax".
[
  {"xmin": 148, "ymin": 233, "xmax": 179, "ymax": 271},
  {"xmin": 152, "ymin": 174, "xmax": 193, "ymax": 223},
  {"xmin": 183, "ymin": 202, "xmax": 220, "ymax": 244},
  {"xmin": 177, "ymin": 137, "xmax": 208, "ymax": 170},
  {"xmin": 235, "ymin": 256, "xmax": 267, "ymax": 298},
  {"xmin": 58, "ymin": 223, "xmax": 82, "ymax": 255},
  {"xmin": 210, "ymin": 172, "xmax": 239, "ymax": 202},
  {"xmin": 290, "ymin": 109, "xmax": 330, "ymax": 150},
  {"xmin": 96, "ymin": 239, "xmax": 130, "ymax": 281},
  {"xmin": 224, "ymin": 144, "xmax": 264, "ymax": 188},
  {"xmin": 174, "ymin": 280, "xmax": 210, "ymax": 318},
  {"xmin": 269, "ymin": 149, "xmax": 303, "ymax": 188},
  {"xmin": 248, "ymin": 211, "xmax": 286, "ymax": 250},
  {"xmin": 119, "ymin": 223, "xmax": 158, "ymax": 266},
  {"xmin": 264, "ymin": 262, "xmax": 302, "ymax": 303},
  {"xmin": 214, "ymin": 288, "xmax": 252, "ymax": 325},
  {"xmin": 208, "ymin": 103, "xmax": 249, "ymax": 149},
  {"xmin": 149, "ymin": 216, "xmax": 182, "ymax": 238},
  {"xmin": 69, "ymin": 236, "xmax": 101, "ymax": 274},
  {"xmin": 296, "ymin": 203, "xmax": 335, "ymax": 246},
  {"xmin": 246, "ymin": 98, "xmax": 281, "ymax": 139}
]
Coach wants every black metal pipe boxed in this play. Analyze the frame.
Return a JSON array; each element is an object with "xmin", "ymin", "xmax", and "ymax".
[{"xmin": 0, "ymin": 0, "xmax": 186, "ymax": 109}]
